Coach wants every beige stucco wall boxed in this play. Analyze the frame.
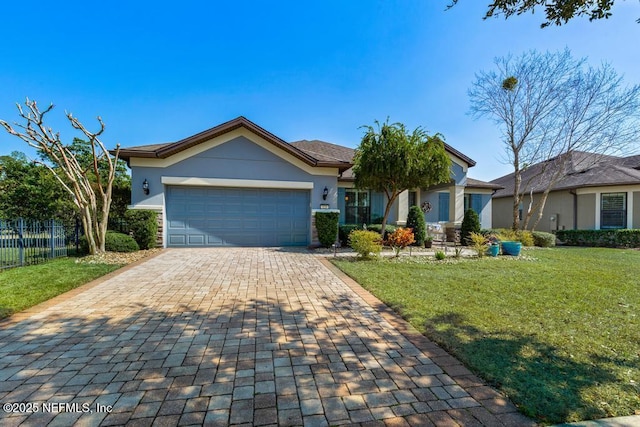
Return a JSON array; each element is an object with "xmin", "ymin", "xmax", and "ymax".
[
  {"xmin": 491, "ymin": 197, "xmax": 514, "ymax": 229},
  {"xmin": 492, "ymin": 191, "xmax": 575, "ymax": 232},
  {"xmin": 577, "ymin": 193, "xmax": 596, "ymax": 229}
]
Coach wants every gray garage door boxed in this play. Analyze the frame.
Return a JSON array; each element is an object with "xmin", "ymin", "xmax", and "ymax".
[{"xmin": 166, "ymin": 186, "xmax": 310, "ymax": 247}]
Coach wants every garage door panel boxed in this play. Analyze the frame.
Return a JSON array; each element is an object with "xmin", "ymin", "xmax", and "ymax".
[
  {"xmin": 168, "ymin": 234, "xmax": 187, "ymax": 245},
  {"xmin": 166, "ymin": 186, "xmax": 310, "ymax": 247}
]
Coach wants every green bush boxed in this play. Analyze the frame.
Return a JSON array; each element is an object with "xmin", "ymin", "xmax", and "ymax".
[
  {"xmin": 406, "ymin": 205, "xmax": 426, "ymax": 246},
  {"xmin": 485, "ymin": 228, "xmax": 534, "ymax": 246},
  {"xmin": 532, "ymin": 231, "xmax": 557, "ymax": 247},
  {"xmin": 105, "ymin": 231, "xmax": 140, "ymax": 252},
  {"xmin": 556, "ymin": 229, "xmax": 640, "ymax": 248},
  {"xmin": 79, "ymin": 231, "xmax": 140, "ymax": 253},
  {"xmin": 339, "ymin": 223, "xmax": 397, "ymax": 246},
  {"xmin": 349, "ymin": 230, "xmax": 382, "ymax": 258},
  {"xmin": 315, "ymin": 212, "xmax": 339, "ymax": 248},
  {"xmin": 124, "ymin": 210, "xmax": 158, "ymax": 250},
  {"xmin": 434, "ymin": 250, "xmax": 446, "ymax": 260},
  {"xmin": 339, "ymin": 224, "xmax": 362, "ymax": 246},
  {"xmin": 366, "ymin": 224, "xmax": 397, "ymax": 240},
  {"xmin": 461, "ymin": 209, "xmax": 481, "ymax": 245},
  {"xmin": 468, "ymin": 232, "xmax": 488, "ymax": 257}
]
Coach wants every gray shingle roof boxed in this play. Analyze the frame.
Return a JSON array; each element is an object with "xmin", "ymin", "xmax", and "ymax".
[
  {"xmin": 491, "ymin": 151, "xmax": 640, "ymax": 198},
  {"xmin": 466, "ymin": 178, "xmax": 503, "ymax": 190},
  {"xmin": 290, "ymin": 140, "xmax": 355, "ymax": 163}
]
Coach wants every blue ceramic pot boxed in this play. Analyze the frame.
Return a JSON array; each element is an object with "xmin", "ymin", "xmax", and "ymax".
[
  {"xmin": 487, "ymin": 244, "xmax": 500, "ymax": 257},
  {"xmin": 501, "ymin": 241, "xmax": 522, "ymax": 256}
]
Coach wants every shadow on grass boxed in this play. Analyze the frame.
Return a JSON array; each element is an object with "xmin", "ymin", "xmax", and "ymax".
[{"xmin": 423, "ymin": 312, "xmax": 624, "ymax": 424}]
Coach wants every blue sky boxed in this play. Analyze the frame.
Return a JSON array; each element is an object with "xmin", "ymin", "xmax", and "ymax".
[{"xmin": 1, "ymin": 1, "xmax": 638, "ymax": 181}]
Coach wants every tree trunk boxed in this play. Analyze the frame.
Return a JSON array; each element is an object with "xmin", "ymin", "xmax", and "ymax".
[{"xmin": 380, "ymin": 191, "xmax": 400, "ymax": 239}]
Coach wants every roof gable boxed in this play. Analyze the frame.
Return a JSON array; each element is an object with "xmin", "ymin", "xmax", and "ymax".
[{"xmin": 119, "ymin": 116, "xmax": 351, "ymax": 171}]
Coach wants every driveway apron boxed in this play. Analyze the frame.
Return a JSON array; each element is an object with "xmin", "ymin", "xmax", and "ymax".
[{"xmin": 0, "ymin": 248, "xmax": 535, "ymax": 426}]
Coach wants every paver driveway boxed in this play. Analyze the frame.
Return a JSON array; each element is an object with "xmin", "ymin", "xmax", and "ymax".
[{"xmin": 0, "ymin": 248, "xmax": 535, "ymax": 426}]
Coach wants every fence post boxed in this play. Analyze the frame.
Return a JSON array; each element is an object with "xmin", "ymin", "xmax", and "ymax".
[
  {"xmin": 50, "ymin": 219, "xmax": 55, "ymax": 258},
  {"xmin": 75, "ymin": 217, "xmax": 80, "ymax": 254},
  {"xmin": 18, "ymin": 218, "xmax": 25, "ymax": 267}
]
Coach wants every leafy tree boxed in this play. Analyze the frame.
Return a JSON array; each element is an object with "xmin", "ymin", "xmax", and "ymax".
[
  {"xmin": 461, "ymin": 209, "xmax": 481, "ymax": 245},
  {"xmin": 0, "ymin": 99, "xmax": 122, "ymax": 254},
  {"xmin": 0, "ymin": 152, "xmax": 76, "ymax": 221},
  {"xmin": 448, "ymin": 0, "xmax": 638, "ymax": 28},
  {"xmin": 406, "ymin": 205, "xmax": 426, "ymax": 246},
  {"xmin": 353, "ymin": 120, "xmax": 452, "ymax": 236},
  {"xmin": 470, "ymin": 49, "xmax": 640, "ymax": 230}
]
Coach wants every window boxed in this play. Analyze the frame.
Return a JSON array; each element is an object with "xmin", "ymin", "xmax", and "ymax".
[
  {"xmin": 408, "ymin": 191, "xmax": 417, "ymax": 210},
  {"xmin": 464, "ymin": 194, "xmax": 484, "ymax": 215},
  {"xmin": 344, "ymin": 190, "xmax": 370, "ymax": 224},
  {"xmin": 601, "ymin": 193, "xmax": 626, "ymax": 229}
]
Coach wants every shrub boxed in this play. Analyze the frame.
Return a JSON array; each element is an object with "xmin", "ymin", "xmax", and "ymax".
[
  {"xmin": 406, "ymin": 205, "xmax": 426, "ymax": 246},
  {"xmin": 488, "ymin": 228, "xmax": 534, "ymax": 246},
  {"xmin": 366, "ymin": 224, "xmax": 397, "ymax": 240},
  {"xmin": 517, "ymin": 230, "xmax": 535, "ymax": 247},
  {"xmin": 461, "ymin": 209, "xmax": 481, "ymax": 245},
  {"xmin": 434, "ymin": 250, "xmax": 446, "ymax": 260},
  {"xmin": 532, "ymin": 231, "xmax": 556, "ymax": 247},
  {"xmin": 105, "ymin": 231, "xmax": 140, "ymax": 252},
  {"xmin": 124, "ymin": 210, "xmax": 158, "ymax": 250},
  {"xmin": 370, "ymin": 215, "xmax": 384, "ymax": 224},
  {"xmin": 315, "ymin": 212, "xmax": 339, "ymax": 248},
  {"xmin": 339, "ymin": 224, "xmax": 362, "ymax": 246},
  {"xmin": 386, "ymin": 227, "xmax": 415, "ymax": 257},
  {"xmin": 78, "ymin": 230, "xmax": 140, "ymax": 254},
  {"xmin": 468, "ymin": 231, "xmax": 488, "ymax": 257},
  {"xmin": 349, "ymin": 230, "xmax": 382, "ymax": 258},
  {"xmin": 556, "ymin": 229, "xmax": 640, "ymax": 248}
]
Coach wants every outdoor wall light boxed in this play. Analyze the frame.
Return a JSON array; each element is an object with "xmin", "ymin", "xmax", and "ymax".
[
  {"xmin": 322, "ymin": 186, "xmax": 329, "ymax": 200},
  {"xmin": 142, "ymin": 179, "xmax": 150, "ymax": 195}
]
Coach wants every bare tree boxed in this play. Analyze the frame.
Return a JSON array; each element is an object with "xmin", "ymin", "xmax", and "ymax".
[
  {"xmin": 0, "ymin": 99, "xmax": 121, "ymax": 254},
  {"xmin": 470, "ymin": 50, "xmax": 640, "ymax": 230},
  {"xmin": 526, "ymin": 64, "xmax": 640, "ymax": 229}
]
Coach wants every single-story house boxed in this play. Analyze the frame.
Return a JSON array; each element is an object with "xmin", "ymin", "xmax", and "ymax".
[
  {"xmin": 491, "ymin": 151, "xmax": 640, "ymax": 233},
  {"xmin": 118, "ymin": 116, "xmax": 497, "ymax": 247}
]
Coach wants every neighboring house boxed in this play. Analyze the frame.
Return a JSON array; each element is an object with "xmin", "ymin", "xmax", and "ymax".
[
  {"xmin": 118, "ymin": 116, "xmax": 496, "ymax": 247},
  {"xmin": 491, "ymin": 151, "xmax": 640, "ymax": 233}
]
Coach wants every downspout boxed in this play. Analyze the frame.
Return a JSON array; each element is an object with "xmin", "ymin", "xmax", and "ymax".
[{"xmin": 569, "ymin": 189, "xmax": 577, "ymax": 230}]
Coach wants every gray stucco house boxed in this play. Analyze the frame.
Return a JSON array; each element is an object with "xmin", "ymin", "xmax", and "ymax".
[
  {"xmin": 119, "ymin": 117, "xmax": 496, "ymax": 247},
  {"xmin": 491, "ymin": 151, "xmax": 640, "ymax": 233}
]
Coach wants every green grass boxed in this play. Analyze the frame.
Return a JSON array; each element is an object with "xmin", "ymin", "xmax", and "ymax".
[
  {"xmin": 0, "ymin": 257, "xmax": 123, "ymax": 319},
  {"xmin": 333, "ymin": 247, "xmax": 640, "ymax": 424}
]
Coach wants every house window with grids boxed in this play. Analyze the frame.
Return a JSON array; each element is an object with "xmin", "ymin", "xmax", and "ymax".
[
  {"xmin": 601, "ymin": 192, "xmax": 626, "ymax": 229},
  {"xmin": 344, "ymin": 190, "xmax": 370, "ymax": 225}
]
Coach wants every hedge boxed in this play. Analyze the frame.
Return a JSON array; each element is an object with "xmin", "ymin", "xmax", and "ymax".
[
  {"xmin": 531, "ymin": 231, "xmax": 556, "ymax": 247},
  {"xmin": 315, "ymin": 212, "xmax": 339, "ymax": 248},
  {"xmin": 124, "ymin": 210, "xmax": 158, "ymax": 250},
  {"xmin": 80, "ymin": 231, "xmax": 140, "ymax": 253},
  {"xmin": 556, "ymin": 229, "xmax": 640, "ymax": 248},
  {"xmin": 481, "ymin": 228, "xmax": 556, "ymax": 247}
]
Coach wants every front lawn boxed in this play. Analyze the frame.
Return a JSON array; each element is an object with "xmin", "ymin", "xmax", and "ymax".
[
  {"xmin": 333, "ymin": 247, "xmax": 640, "ymax": 424},
  {"xmin": 0, "ymin": 257, "xmax": 123, "ymax": 319}
]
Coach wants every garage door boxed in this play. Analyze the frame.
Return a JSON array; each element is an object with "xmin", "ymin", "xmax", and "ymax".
[{"xmin": 166, "ymin": 186, "xmax": 310, "ymax": 247}]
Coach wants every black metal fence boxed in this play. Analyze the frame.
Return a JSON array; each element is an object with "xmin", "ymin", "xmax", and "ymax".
[{"xmin": 0, "ymin": 218, "xmax": 74, "ymax": 270}]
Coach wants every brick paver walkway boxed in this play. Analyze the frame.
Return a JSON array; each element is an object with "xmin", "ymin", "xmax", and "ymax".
[{"xmin": 0, "ymin": 248, "xmax": 536, "ymax": 426}]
